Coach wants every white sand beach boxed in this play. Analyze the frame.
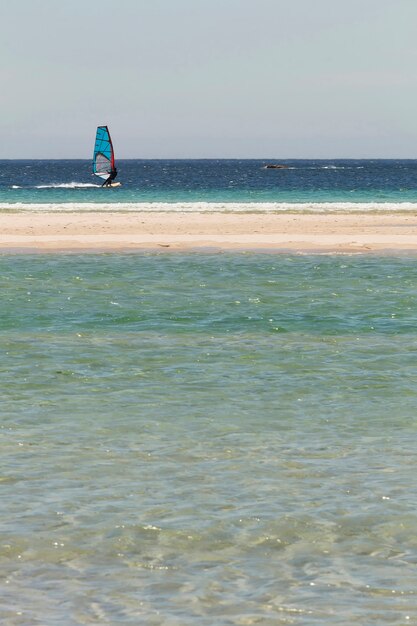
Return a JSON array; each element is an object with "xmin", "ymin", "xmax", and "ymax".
[{"xmin": 1, "ymin": 211, "xmax": 417, "ymax": 253}]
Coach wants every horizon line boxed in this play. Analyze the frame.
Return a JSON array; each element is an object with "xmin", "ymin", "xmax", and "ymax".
[{"xmin": 1, "ymin": 156, "xmax": 417, "ymax": 161}]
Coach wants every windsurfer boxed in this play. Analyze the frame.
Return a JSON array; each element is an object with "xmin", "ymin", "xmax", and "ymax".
[{"xmin": 103, "ymin": 167, "xmax": 118, "ymax": 187}]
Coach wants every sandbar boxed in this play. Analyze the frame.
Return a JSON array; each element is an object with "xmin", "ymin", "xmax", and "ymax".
[{"xmin": 1, "ymin": 211, "xmax": 417, "ymax": 253}]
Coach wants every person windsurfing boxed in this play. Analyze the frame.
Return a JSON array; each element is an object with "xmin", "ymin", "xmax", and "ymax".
[
  {"xmin": 93, "ymin": 126, "xmax": 119, "ymax": 187},
  {"xmin": 102, "ymin": 166, "xmax": 118, "ymax": 187}
]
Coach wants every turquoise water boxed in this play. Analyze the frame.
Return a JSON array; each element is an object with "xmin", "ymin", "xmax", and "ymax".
[{"xmin": 1, "ymin": 253, "xmax": 417, "ymax": 624}]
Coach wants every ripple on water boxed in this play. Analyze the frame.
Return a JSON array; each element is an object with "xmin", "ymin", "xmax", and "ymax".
[{"xmin": 0, "ymin": 254, "xmax": 417, "ymax": 624}]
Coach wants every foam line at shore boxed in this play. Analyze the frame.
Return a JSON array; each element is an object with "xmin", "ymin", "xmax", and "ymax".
[{"xmin": 2, "ymin": 201, "xmax": 417, "ymax": 213}]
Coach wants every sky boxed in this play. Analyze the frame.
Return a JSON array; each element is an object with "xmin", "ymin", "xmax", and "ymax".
[{"xmin": 1, "ymin": 0, "xmax": 417, "ymax": 158}]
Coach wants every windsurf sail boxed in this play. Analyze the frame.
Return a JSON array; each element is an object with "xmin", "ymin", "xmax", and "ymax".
[{"xmin": 93, "ymin": 126, "xmax": 115, "ymax": 180}]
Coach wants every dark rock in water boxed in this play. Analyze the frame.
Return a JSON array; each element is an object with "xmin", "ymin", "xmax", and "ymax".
[{"xmin": 265, "ymin": 164, "xmax": 288, "ymax": 169}]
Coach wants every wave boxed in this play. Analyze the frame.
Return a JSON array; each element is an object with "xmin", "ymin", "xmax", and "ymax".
[
  {"xmin": 310, "ymin": 166, "xmax": 365, "ymax": 170},
  {"xmin": 34, "ymin": 182, "xmax": 101, "ymax": 189},
  {"xmin": 263, "ymin": 166, "xmax": 365, "ymax": 171},
  {"xmin": 1, "ymin": 201, "xmax": 417, "ymax": 213}
]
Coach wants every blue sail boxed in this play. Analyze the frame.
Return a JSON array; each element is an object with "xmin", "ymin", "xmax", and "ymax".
[{"xmin": 93, "ymin": 126, "xmax": 115, "ymax": 180}]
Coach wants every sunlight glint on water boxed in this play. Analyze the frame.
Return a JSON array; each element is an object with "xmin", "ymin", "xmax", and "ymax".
[{"xmin": 0, "ymin": 253, "xmax": 417, "ymax": 624}]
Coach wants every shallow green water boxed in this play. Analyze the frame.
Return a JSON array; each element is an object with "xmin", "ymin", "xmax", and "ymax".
[{"xmin": 1, "ymin": 254, "xmax": 417, "ymax": 625}]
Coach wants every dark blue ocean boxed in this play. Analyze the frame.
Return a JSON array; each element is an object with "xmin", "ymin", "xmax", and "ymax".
[{"xmin": 1, "ymin": 159, "xmax": 417, "ymax": 209}]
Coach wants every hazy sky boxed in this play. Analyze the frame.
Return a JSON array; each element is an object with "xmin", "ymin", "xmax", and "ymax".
[{"xmin": 1, "ymin": 0, "xmax": 417, "ymax": 158}]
